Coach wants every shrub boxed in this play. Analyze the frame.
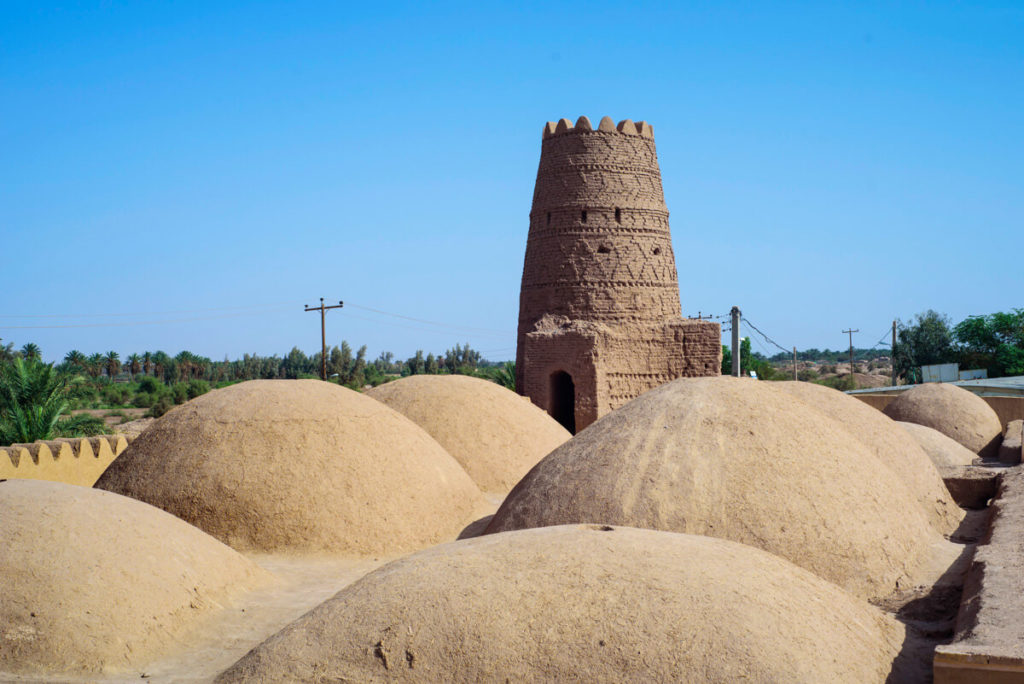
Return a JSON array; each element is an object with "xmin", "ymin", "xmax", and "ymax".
[
  {"xmin": 148, "ymin": 395, "xmax": 175, "ymax": 418},
  {"xmin": 132, "ymin": 392, "xmax": 155, "ymax": 408},
  {"xmin": 137, "ymin": 376, "xmax": 162, "ymax": 394},
  {"xmin": 102, "ymin": 384, "xmax": 130, "ymax": 406},
  {"xmin": 54, "ymin": 414, "xmax": 109, "ymax": 438},
  {"xmin": 185, "ymin": 379, "xmax": 210, "ymax": 400},
  {"xmin": 171, "ymin": 383, "xmax": 189, "ymax": 404}
]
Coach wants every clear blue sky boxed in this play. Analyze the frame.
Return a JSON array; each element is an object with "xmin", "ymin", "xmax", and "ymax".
[{"xmin": 3, "ymin": 1, "xmax": 1022, "ymax": 363}]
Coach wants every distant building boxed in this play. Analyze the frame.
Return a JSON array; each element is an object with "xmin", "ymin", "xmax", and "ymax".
[{"xmin": 515, "ymin": 116, "xmax": 720, "ymax": 433}]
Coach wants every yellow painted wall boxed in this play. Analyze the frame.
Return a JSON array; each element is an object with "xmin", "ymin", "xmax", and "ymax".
[{"xmin": 0, "ymin": 435, "xmax": 129, "ymax": 487}]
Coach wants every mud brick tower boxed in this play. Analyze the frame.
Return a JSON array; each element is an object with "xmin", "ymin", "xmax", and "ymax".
[{"xmin": 516, "ymin": 115, "xmax": 720, "ymax": 433}]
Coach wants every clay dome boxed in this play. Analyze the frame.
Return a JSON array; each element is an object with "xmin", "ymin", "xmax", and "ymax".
[
  {"xmin": 0, "ymin": 480, "xmax": 271, "ymax": 676},
  {"xmin": 899, "ymin": 421, "xmax": 978, "ymax": 469},
  {"xmin": 95, "ymin": 380, "xmax": 485, "ymax": 555},
  {"xmin": 775, "ymin": 381, "xmax": 963, "ymax": 534},
  {"xmin": 486, "ymin": 376, "xmax": 954, "ymax": 600},
  {"xmin": 367, "ymin": 374, "xmax": 571, "ymax": 493},
  {"xmin": 883, "ymin": 383, "xmax": 1003, "ymax": 458},
  {"xmin": 216, "ymin": 525, "xmax": 911, "ymax": 683}
]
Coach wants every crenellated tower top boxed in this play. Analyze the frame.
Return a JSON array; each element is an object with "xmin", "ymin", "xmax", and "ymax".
[{"xmin": 542, "ymin": 116, "xmax": 654, "ymax": 140}]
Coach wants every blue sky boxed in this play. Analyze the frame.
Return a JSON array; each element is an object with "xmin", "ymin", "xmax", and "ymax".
[{"xmin": 2, "ymin": 1, "xmax": 1022, "ymax": 363}]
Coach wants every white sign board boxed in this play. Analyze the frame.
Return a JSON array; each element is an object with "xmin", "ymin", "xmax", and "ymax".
[{"xmin": 921, "ymin": 363, "xmax": 959, "ymax": 383}]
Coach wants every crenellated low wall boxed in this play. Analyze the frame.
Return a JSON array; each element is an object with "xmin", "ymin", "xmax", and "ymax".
[{"xmin": 0, "ymin": 435, "xmax": 130, "ymax": 487}]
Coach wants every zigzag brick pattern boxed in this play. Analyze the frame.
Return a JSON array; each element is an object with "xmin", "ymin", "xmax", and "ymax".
[{"xmin": 0, "ymin": 435, "xmax": 130, "ymax": 486}]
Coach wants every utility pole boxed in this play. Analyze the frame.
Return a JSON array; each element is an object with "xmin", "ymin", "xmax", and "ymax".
[
  {"xmin": 731, "ymin": 306, "xmax": 741, "ymax": 377},
  {"xmin": 304, "ymin": 298, "xmax": 344, "ymax": 380},
  {"xmin": 842, "ymin": 328, "xmax": 859, "ymax": 389},
  {"xmin": 793, "ymin": 346, "xmax": 798, "ymax": 381},
  {"xmin": 891, "ymin": 320, "xmax": 897, "ymax": 387}
]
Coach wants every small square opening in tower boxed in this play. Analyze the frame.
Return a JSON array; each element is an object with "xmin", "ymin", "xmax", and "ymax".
[{"xmin": 581, "ymin": 210, "xmax": 587, "ymax": 223}]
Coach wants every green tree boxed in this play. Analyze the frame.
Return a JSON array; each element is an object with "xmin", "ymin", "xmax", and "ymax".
[
  {"xmin": 126, "ymin": 353, "xmax": 142, "ymax": 380},
  {"xmin": 406, "ymin": 350, "xmax": 426, "ymax": 375},
  {"xmin": 954, "ymin": 309, "xmax": 1024, "ymax": 377},
  {"xmin": 20, "ymin": 343, "xmax": 41, "ymax": 360},
  {"xmin": 893, "ymin": 310, "xmax": 955, "ymax": 383},
  {"xmin": 86, "ymin": 353, "xmax": 105, "ymax": 379},
  {"xmin": 494, "ymin": 361, "xmax": 515, "ymax": 390},
  {"xmin": 0, "ymin": 340, "xmax": 15, "ymax": 364},
  {"xmin": 0, "ymin": 358, "xmax": 68, "ymax": 444},
  {"xmin": 64, "ymin": 349, "xmax": 86, "ymax": 371},
  {"xmin": 282, "ymin": 347, "xmax": 309, "ymax": 379},
  {"xmin": 104, "ymin": 351, "xmax": 121, "ymax": 379}
]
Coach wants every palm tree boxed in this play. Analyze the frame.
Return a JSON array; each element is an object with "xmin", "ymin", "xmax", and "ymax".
[
  {"xmin": 494, "ymin": 361, "xmax": 516, "ymax": 390},
  {"xmin": 20, "ymin": 343, "xmax": 41, "ymax": 360},
  {"xmin": 86, "ymin": 353, "xmax": 104, "ymax": 379},
  {"xmin": 142, "ymin": 351, "xmax": 153, "ymax": 376},
  {"xmin": 0, "ymin": 339, "xmax": 16, "ymax": 364},
  {"xmin": 127, "ymin": 353, "xmax": 142, "ymax": 380},
  {"xmin": 104, "ymin": 351, "xmax": 121, "ymax": 379},
  {"xmin": 176, "ymin": 350, "xmax": 195, "ymax": 381},
  {"xmin": 64, "ymin": 349, "xmax": 86, "ymax": 371},
  {"xmin": 0, "ymin": 357, "xmax": 67, "ymax": 445}
]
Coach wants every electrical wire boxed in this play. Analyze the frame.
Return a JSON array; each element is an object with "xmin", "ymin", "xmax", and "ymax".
[
  {"xmin": 340, "ymin": 311, "xmax": 510, "ymax": 340},
  {"xmin": 346, "ymin": 303, "xmax": 512, "ymax": 335},
  {"xmin": 740, "ymin": 317, "xmax": 792, "ymax": 355}
]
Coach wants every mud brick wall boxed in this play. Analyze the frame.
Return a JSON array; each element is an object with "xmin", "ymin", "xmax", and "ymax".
[{"xmin": 516, "ymin": 116, "xmax": 720, "ymax": 432}]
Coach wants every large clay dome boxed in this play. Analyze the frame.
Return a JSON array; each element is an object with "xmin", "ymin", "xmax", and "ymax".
[
  {"xmin": 899, "ymin": 421, "xmax": 978, "ymax": 468},
  {"xmin": 775, "ymin": 380, "xmax": 962, "ymax": 534},
  {"xmin": 216, "ymin": 525, "xmax": 911, "ymax": 683},
  {"xmin": 367, "ymin": 374, "xmax": 571, "ymax": 493},
  {"xmin": 96, "ymin": 380, "xmax": 485, "ymax": 555},
  {"xmin": 486, "ymin": 376, "xmax": 954, "ymax": 600},
  {"xmin": 0, "ymin": 480, "xmax": 271, "ymax": 676},
  {"xmin": 883, "ymin": 383, "xmax": 1003, "ymax": 459}
]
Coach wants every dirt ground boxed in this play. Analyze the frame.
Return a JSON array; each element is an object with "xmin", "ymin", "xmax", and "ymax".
[{"xmin": 70, "ymin": 407, "xmax": 148, "ymax": 429}]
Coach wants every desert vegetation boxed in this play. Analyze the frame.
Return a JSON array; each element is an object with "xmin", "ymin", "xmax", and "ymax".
[{"xmin": 0, "ymin": 339, "xmax": 512, "ymax": 446}]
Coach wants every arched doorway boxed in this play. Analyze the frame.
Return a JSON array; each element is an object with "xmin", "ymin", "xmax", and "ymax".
[{"xmin": 549, "ymin": 370, "xmax": 576, "ymax": 434}]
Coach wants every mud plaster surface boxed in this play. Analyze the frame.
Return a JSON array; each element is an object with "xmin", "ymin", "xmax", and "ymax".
[
  {"xmin": 0, "ymin": 556, "xmax": 381, "ymax": 683},
  {"xmin": 0, "ymin": 492, "xmax": 504, "ymax": 684}
]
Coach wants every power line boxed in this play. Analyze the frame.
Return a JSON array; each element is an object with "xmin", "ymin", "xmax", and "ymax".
[
  {"xmin": 340, "ymin": 311, "xmax": 510, "ymax": 340},
  {"xmin": 741, "ymin": 317, "xmax": 791, "ymax": 355},
  {"xmin": 346, "ymin": 303, "xmax": 512, "ymax": 335},
  {"xmin": 870, "ymin": 327, "xmax": 892, "ymax": 349}
]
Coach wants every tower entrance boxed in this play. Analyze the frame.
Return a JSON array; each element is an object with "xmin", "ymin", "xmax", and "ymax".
[{"xmin": 549, "ymin": 371, "xmax": 576, "ymax": 434}]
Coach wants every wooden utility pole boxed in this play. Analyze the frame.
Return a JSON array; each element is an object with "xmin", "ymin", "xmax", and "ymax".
[
  {"xmin": 891, "ymin": 320, "xmax": 897, "ymax": 387},
  {"xmin": 843, "ymin": 328, "xmax": 859, "ymax": 389},
  {"xmin": 304, "ymin": 298, "xmax": 344, "ymax": 380},
  {"xmin": 793, "ymin": 346, "xmax": 798, "ymax": 381},
  {"xmin": 730, "ymin": 306, "xmax": 741, "ymax": 377}
]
